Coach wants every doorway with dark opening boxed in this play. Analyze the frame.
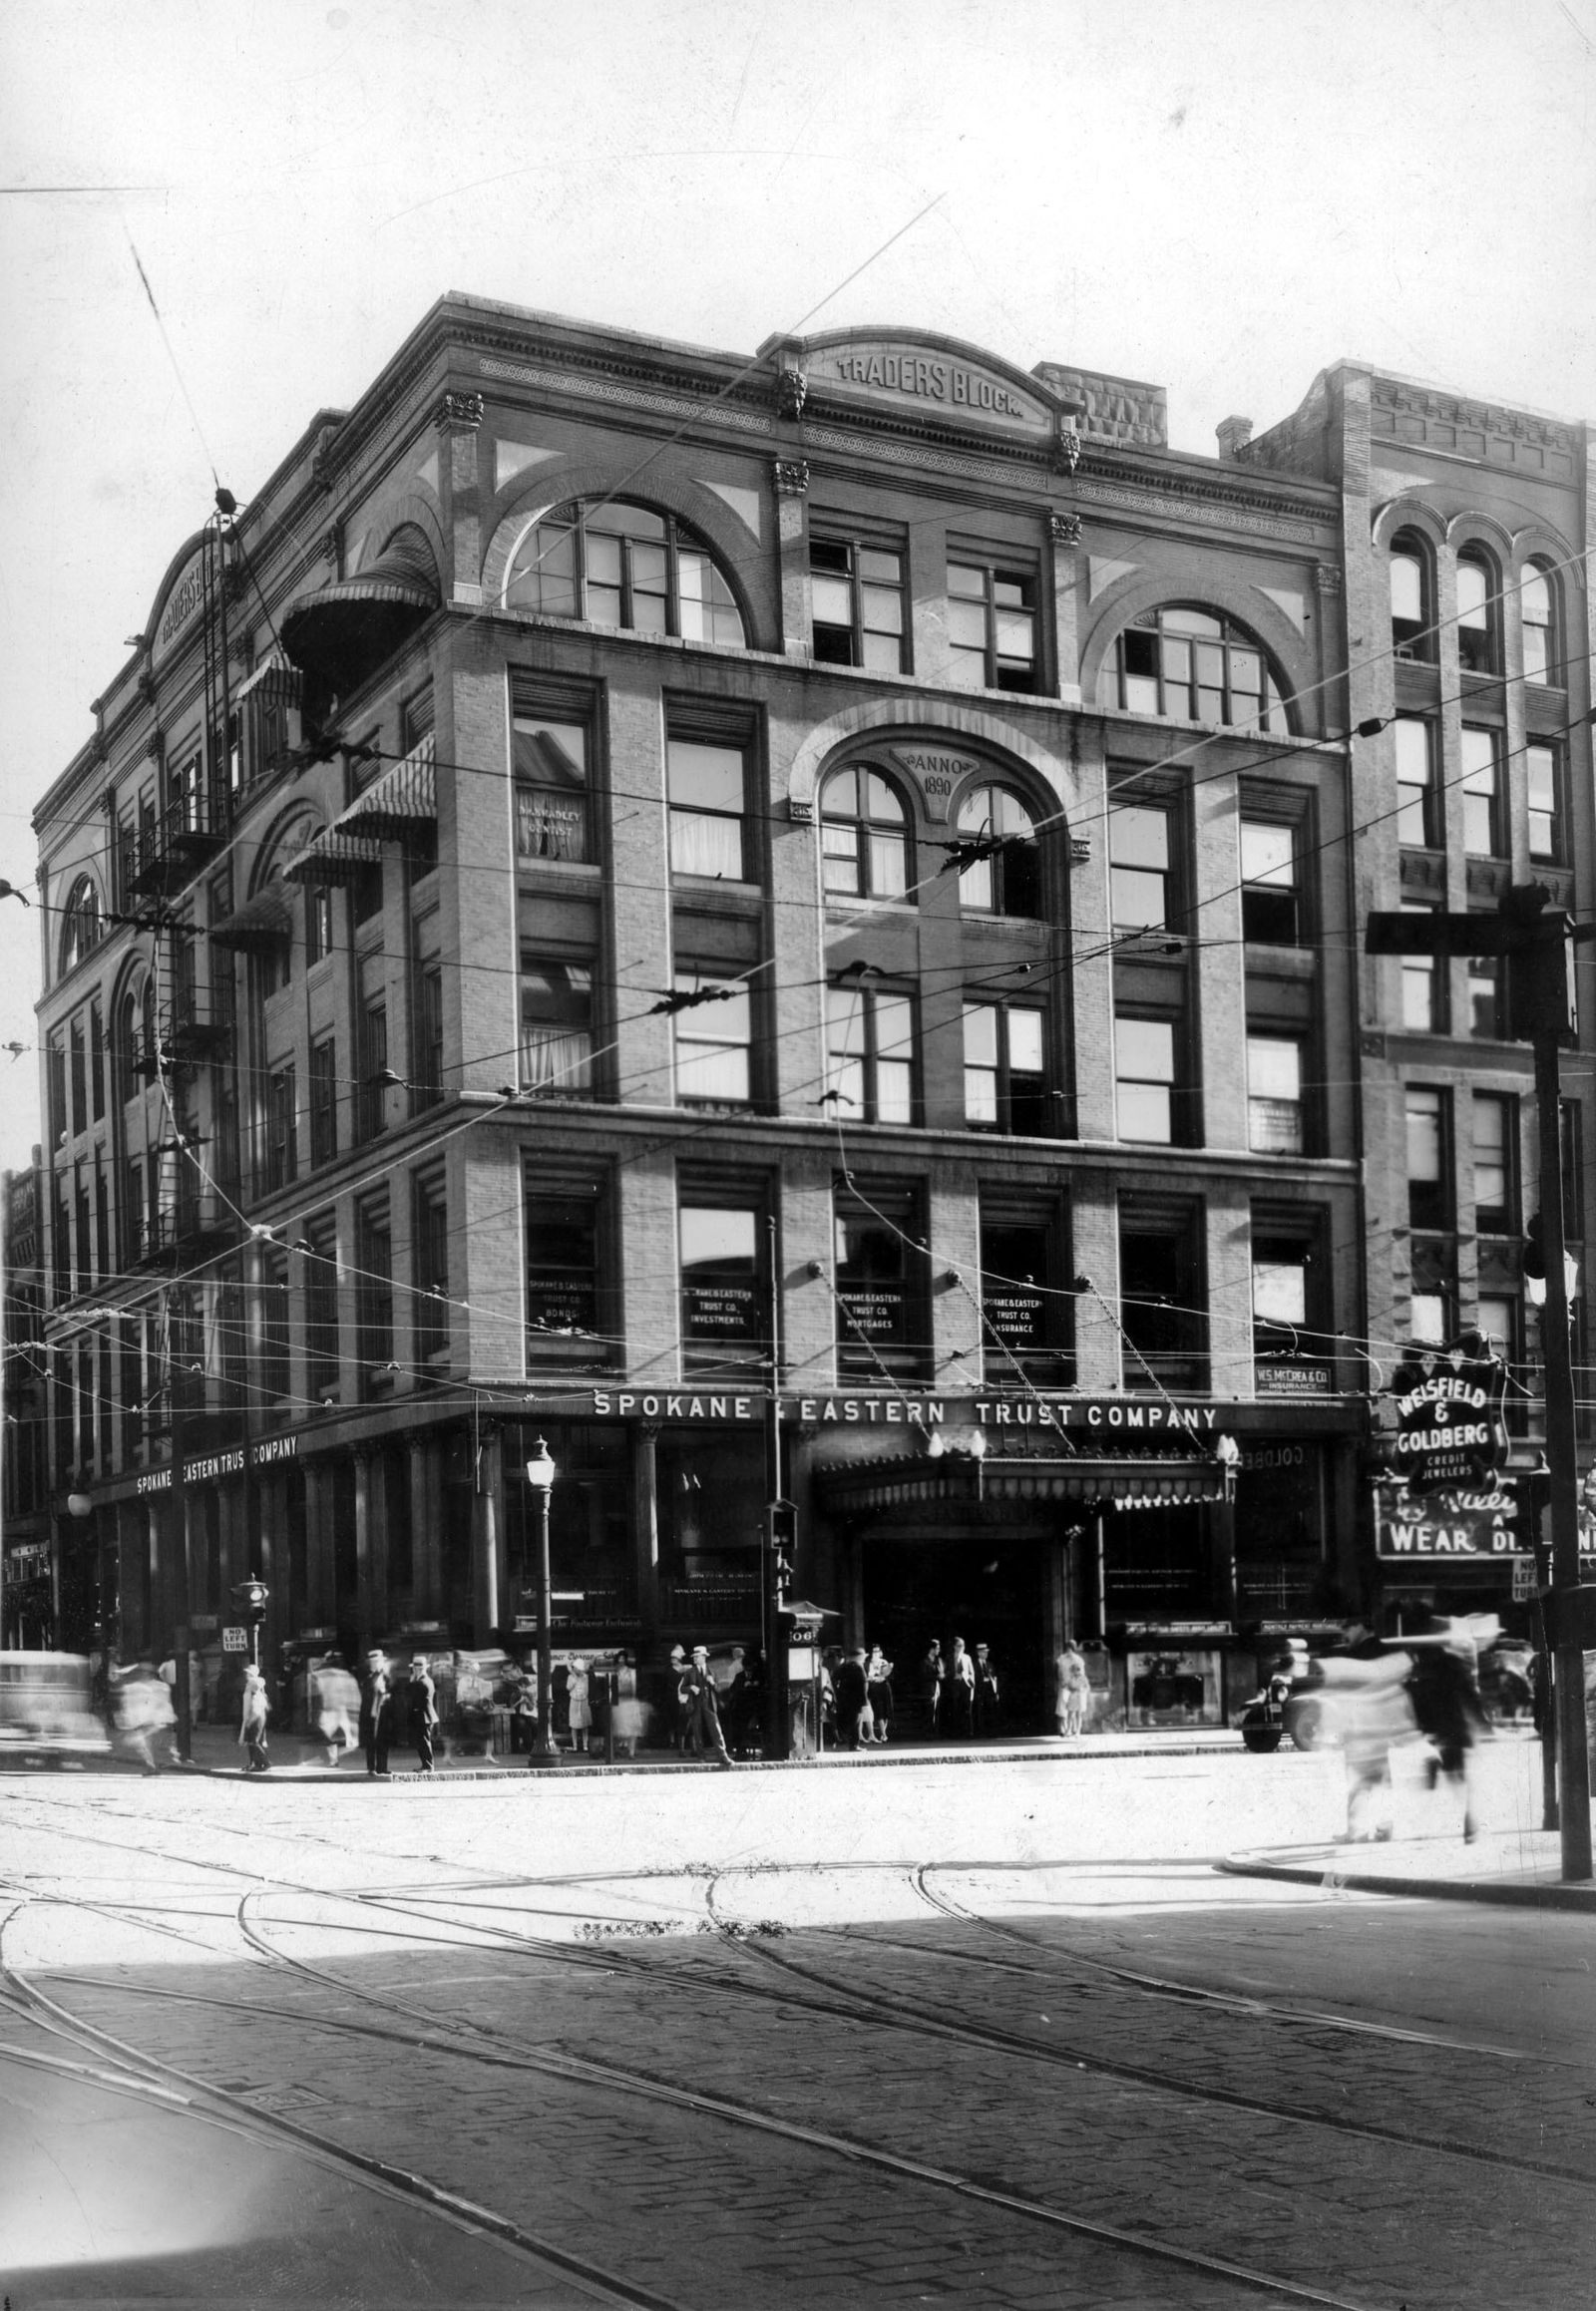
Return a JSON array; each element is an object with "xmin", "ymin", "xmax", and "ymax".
[{"xmin": 859, "ymin": 1532, "xmax": 1051, "ymax": 1735}]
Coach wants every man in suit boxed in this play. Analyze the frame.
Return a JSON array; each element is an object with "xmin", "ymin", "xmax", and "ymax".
[
  {"xmin": 681, "ymin": 1645, "xmax": 734, "ymax": 1769},
  {"xmin": 360, "ymin": 1651, "xmax": 393, "ymax": 1776}
]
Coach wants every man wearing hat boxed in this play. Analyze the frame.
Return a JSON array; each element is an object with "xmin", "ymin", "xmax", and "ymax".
[
  {"xmin": 680, "ymin": 1645, "xmax": 734, "ymax": 1769},
  {"xmin": 666, "ymin": 1644, "xmax": 689, "ymax": 1752},
  {"xmin": 360, "ymin": 1651, "xmax": 393, "ymax": 1777}
]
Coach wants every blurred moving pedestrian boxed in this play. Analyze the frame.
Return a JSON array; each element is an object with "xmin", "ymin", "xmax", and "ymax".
[
  {"xmin": 1054, "ymin": 1642, "xmax": 1090, "ymax": 1736},
  {"xmin": 916, "ymin": 1641, "xmax": 944, "ymax": 1738},
  {"xmin": 611, "ymin": 1651, "xmax": 644, "ymax": 1758},
  {"xmin": 237, "ymin": 1664, "xmax": 271, "ymax": 1773},
  {"xmin": 110, "ymin": 1659, "xmax": 174, "ymax": 1774},
  {"xmin": 409, "ymin": 1656, "xmax": 439, "ymax": 1773},
  {"xmin": 865, "ymin": 1646, "xmax": 895, "ymax": 1743},
  {"xmin": 724, "ymin": 1646, "xmax": 755, "ymax": 1758},
  {"xmin": 973, "ymin": 1643, "xmax": 1000, "ymax": 1735},
  {"xmin": 312, "ymin": 1655, "xmax": 359, "ymax": 1766},
  {"xmin": 944, "ymin": 1637, "xmax": 975, "ymax": 1739},
  {"xmin": 667, "ymin": 1645, "xmax": 690, "ymax": 1751},
  {"xmin": 360, "ymin": 1652, "xmax": 393, "ymax": 1777},
  {"xmin": 835, "ymin": 1647, "xmax": 869, "ymax": 1749},
  {"xmin": 1406, "ymin": 1615, "xmax": 1489, "ymax": 1841},
  {"xmin": 567, "ymin": 1659, "xmax": 592, "ymax": 1754},
  {"xmin": 681, "ymin": 1644, "xmax": 734, "ymax": 1768},
  {"xmin": 1320, "ymin": 1649, "xmax": 1413, "ymax": 1841}
]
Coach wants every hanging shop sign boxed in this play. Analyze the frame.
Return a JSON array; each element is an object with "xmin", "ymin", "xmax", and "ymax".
[
  {"xmin": 1376, "ymin": 1482, "xmax": 1516, "ymax": 1560},
  {"xmin": 1389, "ymin": 1339, "xmax": 1508, "ymax": 1491}
]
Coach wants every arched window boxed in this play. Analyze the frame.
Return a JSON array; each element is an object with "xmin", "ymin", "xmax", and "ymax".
[
  {"xmin": 1097, "ymin": 607, "xmax": 1288, "ymax": 731},
  {"xmin": 1455, "ymin": 546, "xmax": 1499, "ymax": 675},
  {"xmin": 117, "ymin": 981, "xmax": 149, "ymax": 1102},
  {"xmin": 503, "ymin": 499, "xmax": 745, "ymax": 647},
  {"xmin": 59, "ymin": 877, "xmax": 102, "ymax": 976},
  {"xmin": 1390, "ymin": 530, "xmax": 1432, "ymax": 657},
  {"xmin": 820, "ymin": 766, "xmax": 910, "ymax": 900},
  {"xmin": 1520, "ymin": 560, "xmax": 1557, "ymax": 683},
  {"xmin": 955, "ymin": 783, "xmax": 1040, "ymax": 917}
]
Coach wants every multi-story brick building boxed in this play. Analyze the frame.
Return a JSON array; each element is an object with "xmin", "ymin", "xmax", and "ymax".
[
  {"xmin": 1233, "ymin": 367, "xmax": 1596, "ymax": 1633},
  {"xmin": 2, "ymin": 1153, "xmax": 52, "ymax": 1645},
  {"xmin": 32, "ymin": 295, "xmax": 1376, "ymax": 1733}
]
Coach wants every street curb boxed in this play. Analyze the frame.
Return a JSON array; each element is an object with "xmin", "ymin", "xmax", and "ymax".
[
  {"xmin": 180, "ymin": 1734, "xmax": 1281, "ymax": 1783},
  {"xmin": 1218, "ymin": 1851, "xmax": 1596, "ymax": 1912}
]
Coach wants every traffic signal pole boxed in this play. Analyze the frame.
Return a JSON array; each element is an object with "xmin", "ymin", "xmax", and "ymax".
[{"xmin": 1369, "ymin": 893, "xmax": 1592, "ymax": 1881}]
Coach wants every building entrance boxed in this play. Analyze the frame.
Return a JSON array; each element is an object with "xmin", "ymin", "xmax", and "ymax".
[{"xmin": 860, "ymin": 1533, "xmax": 1052, "ymax": 1733}]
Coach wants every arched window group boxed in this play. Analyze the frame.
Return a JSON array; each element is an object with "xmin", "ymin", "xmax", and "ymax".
[
  {"xmin": 1389, "ymin": 529, "xmax": 1560, "ymax": 683},
  {"xmin": 819, "ymin": 763, "xmax": 1043, "ymax": 918},
  {"xmin": 1097, "ymin": 607, "xmax": 1288, "ymax": 732},
  {"xmin": 59, "ymin": 877, "xmax": 102, "ymax": 976},
  {"xmin": 504, "ymin": 499, "xmax": 745, "ymax": 648}
]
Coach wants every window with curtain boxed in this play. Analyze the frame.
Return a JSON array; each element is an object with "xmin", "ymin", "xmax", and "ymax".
[
  {"xmin": 520, "ymin": 957, "xmax": 594, "ymax": 1092},
  {"xmin": 667, "ymin": 738, "xmax": 747, "ymax": 879},
  {"xmin": 1247, "ymin": 1036, "xmax": 1304, "ymax": 1154},
  {"xmin": 1406, "ymin": 1088, "xmax": 1449, "ymax": 1231},
  {"xmin": 672, "ymin": 972, "xmax": 751, "ymax": 1104}
]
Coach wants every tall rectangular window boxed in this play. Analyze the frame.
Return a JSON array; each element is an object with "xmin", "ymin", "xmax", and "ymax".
[
  {"xmin": 1406, "ymin": 1088, "xmax": 1449, "ymax": 1231},
  {"xmin": 47, "ymin": 1035, "xmax": 66, "ymax": 1150},
  {"xmin": 513, "ymin": 684, "xmax": 592, "ymax": 863},
  {"xmin": 305, "ymin": 881, "xmax": 334, "ymax": 965},
  {"xmin": 980, "ymin": 1202, "xmax": 1073, "ymax": 1386},
  {"xmin": 1456, "ymin": 555, "xmax": 1498, "ymax": 674},
  {"xmin": 810, "ymin": 536, "xmax": 906, "ymax": 671},
  {"xmin": 1395, "ymin": 717, "xmax": 1437, "ymax": 846},
  {"xmin": 69, "ymin": 1016, "xmax": 87, "ymax": 1139},
  {"xmin": 826, "ymin": 981, "xmax": 915, "ymax": 1124},
  {"xmin": 672, "ymin": 972, "xmax": 751, "ymax": 1105},
  {"xmin": 413, "ymin": 1173, "xmax": 450, "ymax": 1364},
  {"xmin": 1561, "ymin": 1097, "xmax": 1584, "ymax": 1243},
  {"xmin": 264, "ymin": 1063, "xmax": 297, "ymax": 1194},
  {"xmin": 1108, "ymin": 803, "xmax": 1172, "ymax": 930},
  {"xmin": 1527, "ymin": 742, "xmax": 1562, "ymax": 863},
  {"xmin": 1115, "ymin": 1015, "xmax": 1177, "ymax": 1144},
  {"xmin": 303, "ymin": 1216, "xmax": 340, "ymax": 1397},
  {"xmin": 947, "ymin": 560, "xmax": 1037, "ymax": 692},
  {"xmin": 355, "ymin": 1196, "xmax": 394, "ymax": 1386},
  {"xmin": 1399, "ymin": 902, "xmax": 1442, "ymax": 1033},
  {"xmin": 525, "ymin": 1178, "xmax": 601, "ymax": 1355},
  {"xmin": 1472, "ymin": 1093, "xmax": 1514, "ymax": 1235},
  {"xmin": 963, "ymin": 1002, "xmax": 1048, "ymax": 1134},
  {"xmin": 1247, "ymin": 1036, "xmax": 1304, "ymax": 1154},
  {"xmin": 1467, "ymin": 947, "xmax": 1503, "ymax": 1040},
  {"xmin": 1252, "ymin": 1241, "xmax": 1308, "ymax": 1354},
  {"xmin": 358, "ymin": 1001, "xmax": 388, "ymax": 1140},
  {"xmin": 1240, "ymin": 820, "xmax": 1299, "ymax": 945},
  {"xmin": 309, "ymin": 1036, "xmax": 338, "ymax": 1167},
  {"xmin": 1118, "ymin": 1202, "xmax": 1207, "ymax": 1392},
  {"xmin": 1460, "ymin": 725, "xmax": 1504, "ymax": 856},
  {"xmin": 261, "ymin": 1244, "xmax": 290, "ymax": 1403},
  {"xmin": 667, "ymin": 738, "xmax": 748, "ymax": 881},
  {"xmin": 520, "ymin": 955, "xmax": 594, "ymax": 1093},
  {"xmin": 679, "ymin": 1191, "xmax": 768, "ymax": 1378},
  {"xmin": 90, "ymin": 1002, "xmax": 106, "ymax": 1123},
  {"xmin": 413, "ymin": 964, "xmax": 444, "ymax": 1107},
  {"xmin": 120, "ymin": 1317, "xmax": 143, "ymax": 1458},
  {"xmin": 833, "ymin": 1179, "xmax": 928, "ymax": 1380}
]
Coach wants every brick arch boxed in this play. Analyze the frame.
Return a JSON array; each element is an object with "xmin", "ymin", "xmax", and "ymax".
[
  {"xmin": 1444, "ymin": 511, "xmax": 1516, "ymax": 562},
  {"xmin": 1371, "ymin": 498, "xmax": 1447, "ymax": 554},
  {"xmin": 343, "ymin": 490, "xmax": 447, "ymax": 585},
  {"xmin": 247, "ymin": 801, "xmax": 324, "ymax": 898},
  {"xmin": 57, "ymin": 869, "xmax": 106, "ymax": 979},
  {"xmin": 1078, "ymin": 579, "xmax": 1309, "ymax": 729},
  {"xmin": 480, "ymin": 467, "xmax": 765, "ymax": 646},
  {"xmin": 786, "ymin": 699, "xmax": 1081, "ymax": 826}
]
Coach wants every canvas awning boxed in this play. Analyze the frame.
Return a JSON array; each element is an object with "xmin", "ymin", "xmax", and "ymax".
[
  {"xmin": 816, "ymin": 1453, "xmax": 1233, "ymax": 1516},
  {"xmin": 280, "ymin": 826, "xmax": 385, "ymax": 887},
  {"xmin": 208, "ymin": 883, "xmax": 293, "ymax": 952},
  {"xmin": 334, "ymin": 732, "xmax": 437, "ymax": 837},
  {"xmin": 281, "ymin": 526, "xmax": 440, "ymax": 691}
]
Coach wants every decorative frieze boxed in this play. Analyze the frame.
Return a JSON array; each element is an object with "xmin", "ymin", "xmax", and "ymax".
[{"xmin": 772, "ymin": 458, "xmax": 810, "ymax": 497}]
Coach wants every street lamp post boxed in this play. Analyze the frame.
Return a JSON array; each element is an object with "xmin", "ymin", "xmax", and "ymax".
[{"xmin": 524, "ymin": 1439, "xmax": 560, "ymax": 1760}]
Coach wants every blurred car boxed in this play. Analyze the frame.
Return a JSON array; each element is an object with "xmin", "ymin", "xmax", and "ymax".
[{"xmin": 0, "ymin": 1652, "xmax": 113, "ymax": 1766}]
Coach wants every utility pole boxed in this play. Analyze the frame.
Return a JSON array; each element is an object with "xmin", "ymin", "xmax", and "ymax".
[{"xmin": 1368, "ymin": 889, "xmax": 1593, "ymax": 1880}]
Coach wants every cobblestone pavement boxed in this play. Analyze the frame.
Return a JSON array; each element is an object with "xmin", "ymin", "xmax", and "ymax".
[{"xmin": 1, "ymin": 1748, "xmax": 1587, "ymax": 2310}]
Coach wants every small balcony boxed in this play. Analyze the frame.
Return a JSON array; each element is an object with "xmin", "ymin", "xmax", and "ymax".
[{"xmin": 128, "ymin": 793, "xmax": 228, "ymax": 898}]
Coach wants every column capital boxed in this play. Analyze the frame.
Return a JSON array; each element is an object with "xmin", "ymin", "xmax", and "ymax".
[
  {"xmin": 1048, "ymin": 511, "xmax": 1082, "ymax": 546},
  {"xmin": 773, "ymin": 458, "xmax": 810, "ymax": 497},
  {"xmin": 435, "ymin": 390, "xmax": 485, "ymax": 432}
]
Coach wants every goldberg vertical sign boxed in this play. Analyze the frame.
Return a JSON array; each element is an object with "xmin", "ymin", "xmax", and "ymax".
[{"xmin": 1390, "ymin": 1339, "xmax": 1509, "ymax": 1492}]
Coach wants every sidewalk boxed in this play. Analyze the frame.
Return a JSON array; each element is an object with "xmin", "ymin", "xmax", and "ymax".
[
  {"xmin": 1221, "ymin": 1827, "xmax": 1596, "ymax": 1912},
  {"xmin": 173, "ymin": 1721, "xmax": 1255, "ymax": 1781}
]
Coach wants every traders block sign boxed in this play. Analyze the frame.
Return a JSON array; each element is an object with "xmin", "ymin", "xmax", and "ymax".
[{"xmin": 1389, "ymin": 1337, "xmax": 1508, "ymax": 1491}]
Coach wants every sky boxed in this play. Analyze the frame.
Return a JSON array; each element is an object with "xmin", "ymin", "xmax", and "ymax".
[{"xmin": 0, "ymin": 0, "xmax": 1591, "ymax": 1175}]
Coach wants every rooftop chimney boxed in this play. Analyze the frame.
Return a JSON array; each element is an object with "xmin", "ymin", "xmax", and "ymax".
[{"xmin": 1216, "ymin": 415, "xmax": 1253, "ymax": 459}]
